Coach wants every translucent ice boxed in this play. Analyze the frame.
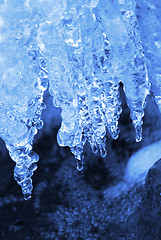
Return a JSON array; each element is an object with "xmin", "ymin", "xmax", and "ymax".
[
  {"xmin": 0, "ymin": 0, "xmax": 47, "ymax": 199},
  {"xmin": 136, "ymin": 0, "xmax": 161, "ymax": 113},
  {"xmin": 125, "ymin": 140, "xmax": 161, "ymax": 183},
  {"xmin": 1, "ymin": 0, "xmax": 161, "ymax": 199}
]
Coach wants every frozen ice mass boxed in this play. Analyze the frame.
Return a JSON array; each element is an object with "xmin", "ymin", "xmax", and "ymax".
[{"xmin": 0, "ymin": 0, "xmax": 161, "ymax": 199}]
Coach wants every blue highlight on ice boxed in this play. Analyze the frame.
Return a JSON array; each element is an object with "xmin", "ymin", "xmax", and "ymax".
[{"xmin": 0, "ymin": 0, "xmax": 161, "ymax": 199}]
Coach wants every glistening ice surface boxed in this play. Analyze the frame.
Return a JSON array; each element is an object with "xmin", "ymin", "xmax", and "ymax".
[{"xmin": 0, "ymin": 0, "xmax": 161, "ymax": 200}]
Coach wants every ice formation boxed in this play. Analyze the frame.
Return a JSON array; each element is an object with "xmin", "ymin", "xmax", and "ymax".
[
  {"xmin": 125, "ymin": 140, "xmax": 161, "ymax": 184},
  {"xmin": 0, "ymin": 0, "xmax": 160, "ymax": 199}
]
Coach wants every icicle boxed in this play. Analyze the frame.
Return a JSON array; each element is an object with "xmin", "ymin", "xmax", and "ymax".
[
  {"xmin": 71, "ymin": 143, "xmax": 84, "ymax": 171},
  {"xmin": 79, "ymin": 6, "xmax": 107, "ymax": 156},
  {"xmin": 96, "ymin": 0, "xmax": 150, "ymax": 142},
  {"xmin": 2, "ymin": 0, "xmax": 161, "ymax": 198},
  {"xmin": 7, "ymin": 144, "xmax": 39, "ymax": 200},
  {"xmin": 117, "ymin": 0, "xmax": 150, "ymax": 142},
  {"xmin": 102, "ymin": 35, "xmax": 122, "ymax": 140},
  {"xmin": 135, "ymin": 0, "xmax": 161, "ymax": 114},
  {"xmin": 91, "ymin": 16, "xmax": 122, "ymax": 140},
  {"xmin": 0, "ymin": 1, "xmax": 46, "ymax": 199}
]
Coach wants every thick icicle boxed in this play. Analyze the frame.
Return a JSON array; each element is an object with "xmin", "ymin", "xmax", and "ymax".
[
  {"xmin": 0, "ymin": 1, "xmax": 46, "ymax": 199},
  {"xmin": 91, "ymin": 15, "xmax": 122, "ymax": 140},
  {"xmin": 79, "ymin": 6, "xmax": 107, "ymax": 157},
  {"xmin": 96, "ymin": 0, "xmax": 150, "ymax": 142},
  {"xmin": 117, "ymin": 0, "xmax": 150, "ymax": 142},
  {"xmin": 136, "ymin": 0, "xmax": 161, "ymax": 113}
]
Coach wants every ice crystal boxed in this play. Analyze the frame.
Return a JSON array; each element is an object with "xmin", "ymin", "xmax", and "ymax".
[{"xmin": 0, "ymin": 0, "xmax": 160, "ymax": 199}]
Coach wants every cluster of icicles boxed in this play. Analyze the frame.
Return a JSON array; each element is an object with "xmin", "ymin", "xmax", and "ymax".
[{"xmin": 0, "ymin": 0, "xmax": 160, "ymax": 199}]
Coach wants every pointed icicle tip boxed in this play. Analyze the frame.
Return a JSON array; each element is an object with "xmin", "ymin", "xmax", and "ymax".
[
  {"xmin": 76, "ymin": 155, "xmax": 84, "ymax": 171},
  {"xmin": 135, "ymin": 124, "xmax": 142, "ymax": 143}
]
